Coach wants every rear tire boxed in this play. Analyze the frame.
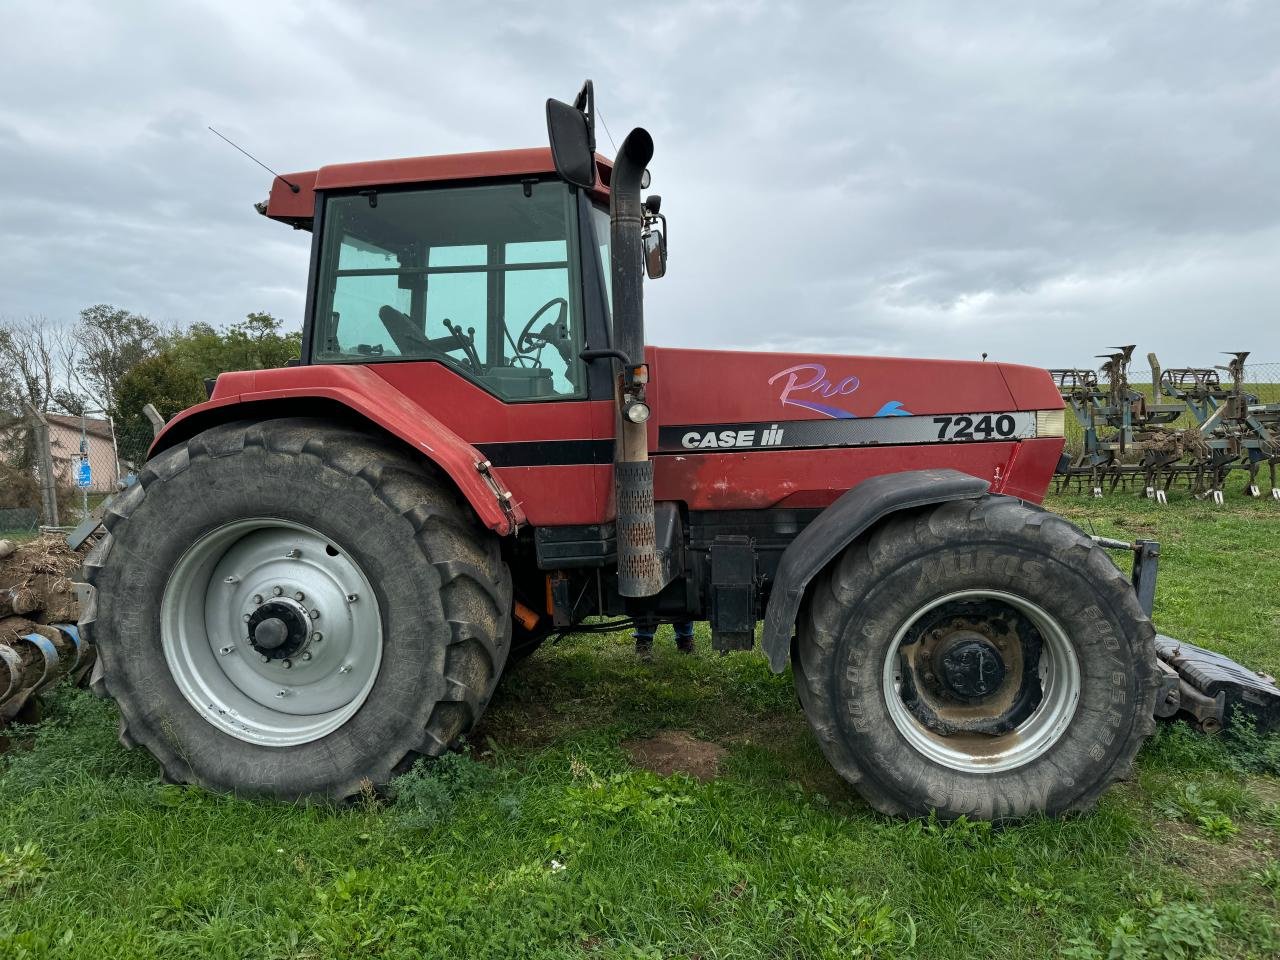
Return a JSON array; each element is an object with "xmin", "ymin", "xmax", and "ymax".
[
  {"xmin": 78, "ymin": 418, "xmax": 511, "ymax": 800},
  {"xmin": 794, "ymin": 495, "xmax": 1157, "ymax": 820}
]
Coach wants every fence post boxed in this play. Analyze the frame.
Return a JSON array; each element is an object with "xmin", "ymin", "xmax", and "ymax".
[{"xmin": 22, "ymin": 403, "xmax": 58, "ymax": 528}]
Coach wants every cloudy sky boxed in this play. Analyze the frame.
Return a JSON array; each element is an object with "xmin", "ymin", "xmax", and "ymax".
[{"xmin": 2, "ymin": 0, "xmax": 1276, "ymax": 367}]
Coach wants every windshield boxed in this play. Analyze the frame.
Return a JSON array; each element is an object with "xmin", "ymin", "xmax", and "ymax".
[{"xmin": 313, "ymin": 181, "xmax": 584, "ymax": 400}]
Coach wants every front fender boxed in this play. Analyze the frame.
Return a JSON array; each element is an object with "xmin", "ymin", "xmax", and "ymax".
[
  {"xmin": 151, "ymin": 366, "xmax": 524, "ymax": 534},
  {"xmin": 760, "ymin": 468, "xmax": 990, "ymax": 673}
]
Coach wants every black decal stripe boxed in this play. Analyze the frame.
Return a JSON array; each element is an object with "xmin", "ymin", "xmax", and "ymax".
[
  {"xmin": 656, "ymin": 412, "xmax": 1037, "ymax": 453},
  {"xmin": 476, "ymin": 439, "xmax": 615, "ymax": 467}
]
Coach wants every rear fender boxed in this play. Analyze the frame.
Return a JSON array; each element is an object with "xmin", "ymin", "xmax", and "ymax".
[
  {"xmin": 150, "ymin": 365, "xmax": 524, "ymax": 534},
  {"xmin": 760, "ymin": 468, "xmax": 990, "ymax": 672}
]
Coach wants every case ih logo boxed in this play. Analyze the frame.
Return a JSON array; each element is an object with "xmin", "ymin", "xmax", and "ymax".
[{"xmin": 768, "ymin": 363, "xmax": 910, "ymax": 419}]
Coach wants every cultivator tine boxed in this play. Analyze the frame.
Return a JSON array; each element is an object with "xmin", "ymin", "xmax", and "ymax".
[
  {"xmin": 0, "ymin": 645, "xmax": 23, "ymax": 705},
  {"xmin": 0, "ymin": 624, "xmax": 86, "ymax": 720}
]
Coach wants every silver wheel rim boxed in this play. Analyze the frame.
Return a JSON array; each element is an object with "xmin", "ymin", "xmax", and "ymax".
[
  {"xmin": 882, "ymin": 589, "xmax": 1081, "ymax": 773},
  {"xmin": 161, "ymin": 519, "xmax": 383, "ymax": 747}
]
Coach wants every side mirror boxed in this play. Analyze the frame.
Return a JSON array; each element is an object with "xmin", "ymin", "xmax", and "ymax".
[
  {"xmin": 643, "ymin": 228, "xmax": 667, "ymax": 279},
  {"xmin": 546, "ymin": 80, "xmax": 597, "ymax": 189},
  {"xmin": 642, "ymin": 196, "xmax": 667, "ymax": 278}
]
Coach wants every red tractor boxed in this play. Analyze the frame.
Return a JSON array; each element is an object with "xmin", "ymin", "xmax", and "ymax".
[{"xmin": 79, "ymin": 83, "xmax": 1162, "ymax": 820}]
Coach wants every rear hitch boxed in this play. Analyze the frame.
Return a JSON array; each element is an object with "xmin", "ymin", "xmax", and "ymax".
[{"xmin": 1091, "ymin": 535, "xmax": 1280, "ymax": 734}]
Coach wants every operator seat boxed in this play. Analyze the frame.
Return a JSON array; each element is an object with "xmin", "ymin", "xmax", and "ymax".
[{"xmin": 378, "ymin": 305, "xmax": 435, "ymax": 356}]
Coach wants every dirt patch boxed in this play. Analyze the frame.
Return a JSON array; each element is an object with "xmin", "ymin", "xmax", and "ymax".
[
  {"xmin": 1248, "ymin": 776, "xmax": 1280, "ymax": 806},
  {"xmin": 622, "ymin": 729, "xmax": 727, "ymax": 782},
  {"xmin": 1155, "ymin": 817, "xmax": 1276, "ymax": 888}
]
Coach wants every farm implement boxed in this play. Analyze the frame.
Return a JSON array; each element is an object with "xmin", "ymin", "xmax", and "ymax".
[
  {"xmin": 1052, "ymin": 347, "xmax": 1280, "ymax": 502},
  {"xmin": 59, "ymin": 82, "xmax": 1279, "ymax": 820}
]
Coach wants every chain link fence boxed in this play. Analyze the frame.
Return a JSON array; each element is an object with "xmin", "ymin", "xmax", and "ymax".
[
  {"xmin": 1113, "ymin": 360, "xmax": 1280, "ymax": 402},
  {"xmin": 0, "ymin": 408, "xmax": 160, "ymax": 537},
  {"xmin": 2, "ymin": 412, "xmax": 48, "ymax": 538}
]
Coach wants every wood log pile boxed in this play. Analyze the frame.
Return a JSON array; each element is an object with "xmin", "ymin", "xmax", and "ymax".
[{"xmin": 0, "ymin": 536, "xmax": 93, "ymax": 728}]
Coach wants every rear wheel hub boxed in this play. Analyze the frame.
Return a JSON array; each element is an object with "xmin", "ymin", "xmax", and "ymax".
[
  {"xmin": 247, "ymin": 599, "xmax": 311, "ymax": 661},
  {"xmin": 938, "ymin": 634, "xmax": 1006, "ymax": 700}
]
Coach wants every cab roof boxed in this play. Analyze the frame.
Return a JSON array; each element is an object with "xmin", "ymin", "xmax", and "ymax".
[{"xmin": 262, "ymin": 146, "xmax": 613, "ymax": 228}]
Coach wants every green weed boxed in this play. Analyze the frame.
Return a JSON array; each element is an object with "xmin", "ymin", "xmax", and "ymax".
[{"xmin": 0, "ymin": 842, "xmax": 48, "ymax": 898}]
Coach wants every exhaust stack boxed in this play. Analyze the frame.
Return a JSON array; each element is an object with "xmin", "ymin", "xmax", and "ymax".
[
  {"xmin": 546, "ymin": 82, "xmax": 670, "ymax": 597},
  {"xmin": 608, "ymin": 128, "xmax": 662, "ymax": 597}
]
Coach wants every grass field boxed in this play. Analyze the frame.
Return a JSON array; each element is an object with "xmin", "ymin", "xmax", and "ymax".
[{"xmin": 2, "ymin": 492, "xmax": 1278, "ymax": 959}]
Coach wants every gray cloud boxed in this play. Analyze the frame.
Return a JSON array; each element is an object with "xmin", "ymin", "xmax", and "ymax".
[{"xmin": 1, "ymin": 0, "xmax": 1276, "ymax": 368}]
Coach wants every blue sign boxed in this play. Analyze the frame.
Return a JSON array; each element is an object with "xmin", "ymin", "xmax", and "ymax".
[{"xmin": 75, "ymin": 458, "xmax": 92, "ymax": 489}]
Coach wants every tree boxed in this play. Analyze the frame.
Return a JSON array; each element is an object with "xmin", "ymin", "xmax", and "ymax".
[
  {"xmin": 0, "ymin": 315, "xmax": 80, "ymax": 415},
  {"xmin": 0, "ymin": 315, "xmax": 87, "ymax": 511},
  {"xmin": 73, "ymin": 304, "xmax": 162, "ymax": 415},
  {"xmin": 111, "ymin": 312, "xmax": 301, "ymax": 463},
  {"xmin": 111, "ymin": 353, "xmax": 206, "ymax": 466}
]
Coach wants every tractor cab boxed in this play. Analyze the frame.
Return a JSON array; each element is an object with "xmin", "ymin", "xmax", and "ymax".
[
  {"xmin": 262, "ymin": 153, "xmax": 619, "ymax": 404},
  {"xmin": 312, "ymin": 179, "xmax": 595, "ymax": 401}
]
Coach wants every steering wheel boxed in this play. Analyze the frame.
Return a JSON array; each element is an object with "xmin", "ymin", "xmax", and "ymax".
[{"xmin": 517, "ymin": 298, "xmax": 568, "ymax": 355}]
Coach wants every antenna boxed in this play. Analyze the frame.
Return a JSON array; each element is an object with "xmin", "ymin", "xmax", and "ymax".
[{"xmin": 207, "ymin": 126, "xmax": 300, "ymax": 193}]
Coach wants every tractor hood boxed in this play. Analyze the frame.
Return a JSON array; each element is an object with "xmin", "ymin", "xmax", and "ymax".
[
  {"xmin": 644, "ymin": 347, "xmax": 1065, "ymax": 507},
  {"xmin": 648, "ymin": 347, "xmax": 1062, "ymax": 449}
]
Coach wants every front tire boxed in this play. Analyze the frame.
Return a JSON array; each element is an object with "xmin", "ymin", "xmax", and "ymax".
[
  {"xmin": 794, "ymin": 495, "xmax": 1157, "ymax": 820},
  {"xmin": 79, "ymin": 419, "xmax": 511, "ymax": 800}
]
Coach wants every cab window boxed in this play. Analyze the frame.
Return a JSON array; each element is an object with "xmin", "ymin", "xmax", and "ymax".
[{"xmin": 313, "ymin": 181, "xmax": 584, "ymax": 400}]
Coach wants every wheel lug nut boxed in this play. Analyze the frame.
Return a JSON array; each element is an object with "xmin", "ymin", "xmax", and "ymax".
[
  {"xmin": 253, "ymin": 594, "xmax": 263, "ymax": 605},
  {"xmin": 312, "ymin": 632, "xmax": 323, "ymax": 643},
  {"xmin": 243, "ymin": 614, "xmax": 251, "ymax": 622},
  {"xmin": 282, "ymin": 659, "xmax": 292, "ymax": 669},
  {"xmin": 260, "ymin": 655, "xmax": 269, "ymax": 663},
  {"xmin": 309, "ymin": 610, "xmax": 320, "ymax": 620},
  {"xmin": 294, "ymin": 591, "xmax": 304, "ymax": 601},
  {"xmin": 273, "ymin": 586, "xmax": 283, "ymax": 597},
  {"xmin": 301, "ymin": 652, "xmax": 312, "ymax": 661}
]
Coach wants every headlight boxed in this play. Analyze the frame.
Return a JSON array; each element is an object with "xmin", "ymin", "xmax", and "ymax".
[
  {"xmin": 1035, "ymin": 409, "xmax": 1065, "ymax": 438},
  {"xmin": 624, "ymin": 400, "xmax": 651, "ymax": 424}
]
